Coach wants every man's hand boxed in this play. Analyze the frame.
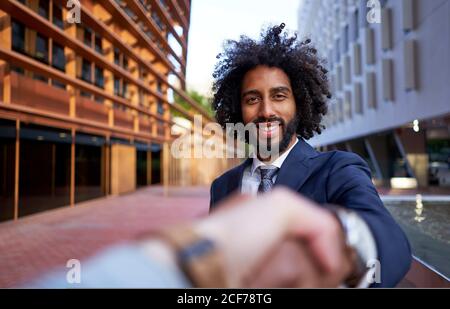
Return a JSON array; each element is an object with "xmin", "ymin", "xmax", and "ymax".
[
  {"xmin": 246, "ymin": 238, "xmax": 356, "ymax": 288},
  {"xmin": 197, "ymin": 188, "xmax": 356, "ymax": 287}
]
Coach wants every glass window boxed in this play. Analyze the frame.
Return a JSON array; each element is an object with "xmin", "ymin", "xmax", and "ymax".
[
  {"xmin": 80, "ymin": 90, "xmax": 92, "ymax": 98},
  {"xmin": 114, "ymin": 48, "xmax": 120, "ymax": 66},
  {"xmin": 53, "ymin": 3, "xmax": 64, "ymax": 30},
  {"xmin": 114, "ymin": 76, "xmax": 120, "ymax": 96},
  {"xmin": 157, "ymin": 81, "xmax": 162, "ymax": 94},
  {"xmin": 95, "ymin": 65, "xmax": 104, "ymax": 88},
  {"xmin": 151, "ymin": 149, "xmax": 161, "ymax": 184},
  {"xmin": 35, "ymin": 33, "xmax": 49, "ymax": 64},
  {"xmin": 122, "ymin": 81, "xmax": 128, "ymax": 98},
  {"xmin": 427, "ymin": 137, "xmax": 450, "ymax": 187},
  {"xmin": 335, "ymin": 39, "xmax": 341, "ymax": 62},
  {"xmin": 12, "ymin": 20, "xmax": 25, "ymax": 53},
  {"xmin": 122, "ymin": 56, "xmax": 128, "ymax": 70},
  {"xmin": 344, "ymin": 25, "xmax": 349, "ymax": 53},
  {"xmin": 328, "ymin": 50, "xmax": 334, "ymax": 71},
  {"xmin": 84, "ymin": 27, "xmax": 92, "ymax": 47},
  {"xmin": 75, "ymin": 143, "xmax": 105, "ymax": 203},
  {"xmin": 52, "ymin": 42, "xmax": 66, "ymax": 72},
  {"xmin": 151, "ymin": 12, "xmax": 164, "ymax": 31},
  {"xmin": 19, "ymin": 124, "xmax": 71, "ymax": 218},
  {"xmin": 140, "ymin": 69, "xmax": 147, "ymax": 80},
  {"xmin": 359, "ymin": 0, "xmax": 369, "ymax": 28},
  {"xmin": 95, "ymin": 34, "xmax": 102, "ymax": 54},
  {"xmin": 12, "ymin": 66, "xmax": 24, "ymax": 75},
  {"xmin": 138, "ymin": 89, "xmax": 144, "ymax": 106},
  {"xmin": 34, "ymin": 74, "xmax": 48, "ymax": 83},
  {"xmin": 136, "ymin": 150, "xmax": 148, "ymax": 187},
  {"xmin": 38, "ymin": 0, "xmax": 49, "ymax": 19},
  {"xmin": 81, "ymin": 59, "xmax": 92, "ymax": 82},
  {"xmin": 124, "ymin": 7, "xmax": 136, "ymax": 20},
  {"xmin": 52, "ymin": 79, "xmax": 66, "ymax": 89},
  {"xmin": 157, "ymin": 101, "xmax": 164, "ymax": 115},
  {"xmin": 0, "ymin": 120, "xmax": 16, "ymax": 222},
  {"xmin": 354, "ymin": 9, "xmax": 360, "ymax": 41},
  {"xmin": 156, "ymin": 42, "xmax": 164, "ymax": 53}
]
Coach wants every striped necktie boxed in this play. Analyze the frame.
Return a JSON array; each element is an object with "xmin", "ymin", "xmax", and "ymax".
[{"xmin": 257, "ymin": 166, "xmax": 279, "ymax": 193}]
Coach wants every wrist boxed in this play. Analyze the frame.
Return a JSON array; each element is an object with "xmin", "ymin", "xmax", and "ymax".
[
  {"xmin": 153, "ymin": 225, "xmax": 228, "ymax": 288},
  {"xmin": 327, "ymin": 206, "xmax": 368, "ymax": 286}
]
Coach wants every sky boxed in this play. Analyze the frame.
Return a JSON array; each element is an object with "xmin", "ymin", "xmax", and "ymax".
[{"xmin": 185, "ymin": 0, "xmax": 303, "ymax": 96}]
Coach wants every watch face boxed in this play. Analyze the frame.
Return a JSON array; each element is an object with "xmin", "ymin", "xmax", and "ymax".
[{"xmin": 179, "ymin": 238, "xmax": 216, "ymax": 263}]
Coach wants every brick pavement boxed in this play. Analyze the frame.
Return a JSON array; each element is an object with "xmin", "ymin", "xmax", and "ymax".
[{"xmin": 0, "ymin": 186, "xmax": 210, "ymax": 288}]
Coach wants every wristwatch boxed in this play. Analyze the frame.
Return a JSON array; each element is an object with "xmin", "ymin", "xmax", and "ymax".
[
  {"xmin": 158, "ymin": 226, "xmax": 228, "ymax": 288},
  {"xmin": 328, "ymin": 206, "xmax": 376, "ymax": 287}
]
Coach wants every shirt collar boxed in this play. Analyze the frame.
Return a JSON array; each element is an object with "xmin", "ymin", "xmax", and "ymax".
[{"xmin": 250, "ymin": 138, "xmax": 299, "ymax": 176}]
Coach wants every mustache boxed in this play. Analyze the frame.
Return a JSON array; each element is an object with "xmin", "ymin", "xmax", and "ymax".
[{"xmin": 252, "ymin": 116, "xmax": 286, "ymax": 127}]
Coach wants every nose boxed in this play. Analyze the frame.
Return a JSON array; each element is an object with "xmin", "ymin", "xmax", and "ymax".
[{"xmin": 258, "ymin": 100, "xmax": 276, "ymax": 120}]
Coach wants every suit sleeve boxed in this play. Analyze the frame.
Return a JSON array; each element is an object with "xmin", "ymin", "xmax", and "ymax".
[{"xmin": 326, "ymin": 152, "xmax": 412, "ymax": 287}]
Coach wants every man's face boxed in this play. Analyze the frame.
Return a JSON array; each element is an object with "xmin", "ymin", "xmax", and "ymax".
[{"xmin": 241, "ymin": 65, "xmax": 298, "ymax": 158}]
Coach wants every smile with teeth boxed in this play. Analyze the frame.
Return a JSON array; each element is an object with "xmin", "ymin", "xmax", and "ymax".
[{"xmin": 258, "ymin": 122, "xmax": 281, "ymax": 137}]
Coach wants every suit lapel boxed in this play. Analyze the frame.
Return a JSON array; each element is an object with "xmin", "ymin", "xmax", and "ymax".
[{"xmin": 274, "ymin": 139, "xmax": 319, "ymax": 191}]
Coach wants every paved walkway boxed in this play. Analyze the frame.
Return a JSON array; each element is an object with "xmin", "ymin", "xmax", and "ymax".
[{"xmin": 0, "ymin": 186, "xmax": 210, "ymax": 288}]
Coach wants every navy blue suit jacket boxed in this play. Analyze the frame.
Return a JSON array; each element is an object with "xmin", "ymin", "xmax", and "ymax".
[{"xmin": 209, "ymin": 139, "xmax": 412, "ymax": 287}]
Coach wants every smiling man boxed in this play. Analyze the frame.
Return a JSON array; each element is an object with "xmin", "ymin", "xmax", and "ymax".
[
  {"xmin": 241, "ymin": 66, "xmax": 299, "ymax": 163},
  {"xmin": 209, "ymin": 24, "xmax": 412, "ymax": 287}
]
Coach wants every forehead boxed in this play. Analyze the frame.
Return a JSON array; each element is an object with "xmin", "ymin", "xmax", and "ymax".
[{"xmin": 241, "ymin": 65, "xmax": 292, "ymax": 91}]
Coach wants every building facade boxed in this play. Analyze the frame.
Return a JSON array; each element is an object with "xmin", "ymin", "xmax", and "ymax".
[
  {"xmin": 298, "ymin": 0, "xmax": 450, "ymax": 190},
  {"xmin": 0, "ymin": 0, "xmax": 232, "ymax": 222}
]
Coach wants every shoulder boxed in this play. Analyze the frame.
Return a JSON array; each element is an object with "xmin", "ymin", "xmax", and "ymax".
[
  {"xmin": 328, "ymin": 150, "xmax": 368, "ymax": 166},
  {"xmin": 323, "ymin": 151, "xmax": 371, "ymax": 177},
  {"xmin": 309, "ymin": 150, "xmax": 370, "ymax": 175}
]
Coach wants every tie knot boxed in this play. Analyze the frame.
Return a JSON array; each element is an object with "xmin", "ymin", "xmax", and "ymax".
[{"xmin": 258, "ymin": 166, "xmax": 279, "ymax": 180}]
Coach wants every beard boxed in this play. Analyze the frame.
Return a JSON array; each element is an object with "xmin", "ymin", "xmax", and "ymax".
[{"xmin": 250, "ymin": 115, "xmax": 299, "ymax": 160}]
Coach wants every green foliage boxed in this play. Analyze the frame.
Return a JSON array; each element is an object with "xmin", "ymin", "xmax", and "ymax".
[{"xmin": 173, "ymin": 90, "xmax": 214, "ymax": 119}]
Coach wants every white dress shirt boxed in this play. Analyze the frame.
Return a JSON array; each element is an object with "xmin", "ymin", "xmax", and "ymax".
[{"xmin": 241, "ymin": 138, "xmax": 299, "ymax": 196}]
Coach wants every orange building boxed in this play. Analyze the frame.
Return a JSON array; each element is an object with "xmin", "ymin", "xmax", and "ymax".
[{"xmin": 0, "ymin": 0, "xmax": 227, "ymax": 222}]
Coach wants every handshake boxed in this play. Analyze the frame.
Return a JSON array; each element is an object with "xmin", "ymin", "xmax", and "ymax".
[
  {"xmin": 31, "ymin": 188, "xmax": 376, "ymax": 288},
  {"xmin": 142, "ymin": 188, "xmax": 371, "ymax": 288}
]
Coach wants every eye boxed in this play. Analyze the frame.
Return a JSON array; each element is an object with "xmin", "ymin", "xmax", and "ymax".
[
  {"xmin": 273, "ymin": 94, "xmax": 287, "ymax": 100},
  {"xmin": 246, "ymin": 97, "xmax": 260, "ymax": 105}
]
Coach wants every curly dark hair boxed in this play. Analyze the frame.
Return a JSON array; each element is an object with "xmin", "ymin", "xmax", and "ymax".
[{"xmin": 211, "ymin": 23, "xmax": 331, "ymax": 140}]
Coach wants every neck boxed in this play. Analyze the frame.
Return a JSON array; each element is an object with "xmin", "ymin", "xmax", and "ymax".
[{"xmin": 257, "ymin": 136, "xmax": 298, "ymax": 164}]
